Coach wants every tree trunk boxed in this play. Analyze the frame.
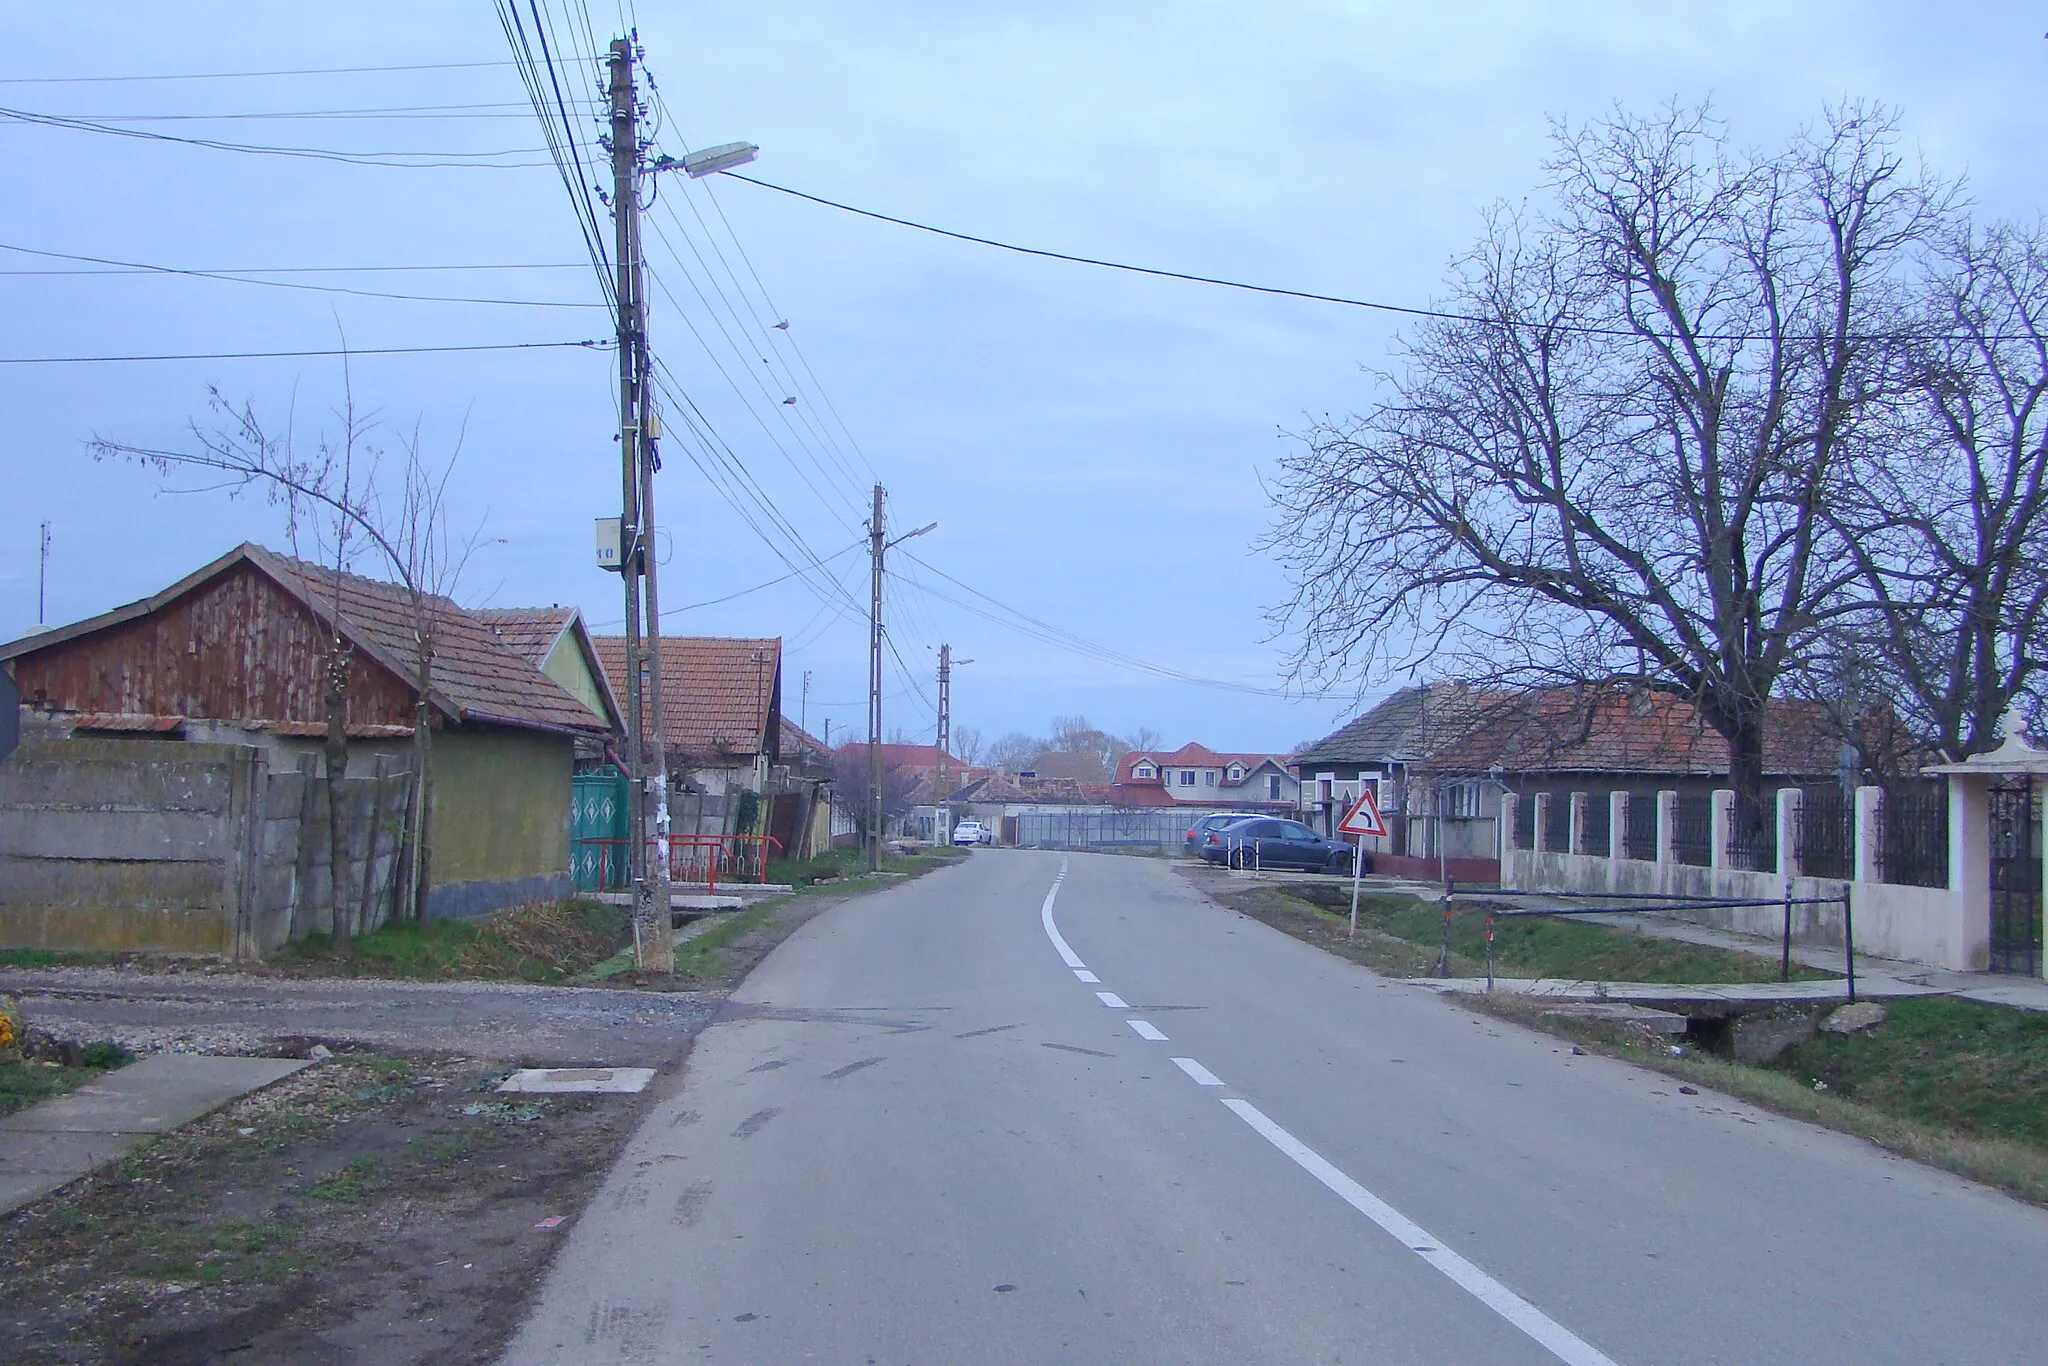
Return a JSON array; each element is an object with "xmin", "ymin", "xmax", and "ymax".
[{"xmin": 323, "ymin": 639, "xmax": 356, "ymax": 948}]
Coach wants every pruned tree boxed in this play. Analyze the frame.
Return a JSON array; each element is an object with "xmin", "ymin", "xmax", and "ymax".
[
  {"xmin": 986, "ymin": 731, "xmax": 1047, "ymax": 771},
  {"xmin": 832, "ymin": 746, "xmax": 919, "ymax": 839},
  {"xmin": 93, "ymin": 377, "xmax": 476, "ymax": 938},
  {"xmin": 1820, "ymin": 217, "xmax": 2048, "ymax": 760},
  {"xmin": 1267, "ymin": 102, "xmax": 1950, "ymax": 805}
]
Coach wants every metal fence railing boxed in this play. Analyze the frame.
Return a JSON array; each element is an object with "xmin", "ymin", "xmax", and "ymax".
[
  {"xmin": 1881, "ymin": 780, "xmax": 1949, "ymax": 888},
  {"xmin": 1016, "ymin": 808, "xmax": 1209, "ymax": 851},
  {"xmin": 1581, "ymin": 794, "xmax": 1610, "ymax": 856},
  {"xmin": 1797, "ymin": 787, "xmax": 1854, "ymax": 881},
  {"xmin": 1624, "ymin": 795, "xmax": 1658, "ymax": 861},
  {"xmin": 1542, "ymin": 794, "xmax": 1571, "ymax": 852},
  {"xmin": 1510, "ymin": 798, "xmax": 1535, "ymax": 849},
  {"xmin": 1726, "ymin": 795, "xmax": 1777, "ymax": 873},
  {"xmin": 1672, "ymin": 794, "xmax": 1712, "ymax": 866}
]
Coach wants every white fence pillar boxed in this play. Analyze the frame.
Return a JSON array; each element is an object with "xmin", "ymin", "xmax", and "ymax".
[
  {"xmin": 1710, "ymin": 789, "xmax": 1735, "ymax": 871},
  {"xmin": 1568, "ymin": 792, "xmax": 1589, "ymax": 855},
  {"xmin": 1948, "ymin": 775, "xmax": 1992, "ymax": 971},
  {"xmin": 1656, "ymin": 790, "xmax": 1678, "ymax": 864},
  {"xmin": 1609, "ymin": 791, "xmax": 1629, "ymax": 862},
  {"xmin": 1498, "ymin": 792, "xmax": 1518, "ymax": 861},
  {"xmin": 1532, "ymin": 792, "xmax": 1553, "ymax": 854},
  {"xmin": 1776, "ymin": 787, "xmax": 1803, "ymax": 878},
  {"xmin": 1854, "ymin": 785, "xmax": 1884, "ymax": 885}
]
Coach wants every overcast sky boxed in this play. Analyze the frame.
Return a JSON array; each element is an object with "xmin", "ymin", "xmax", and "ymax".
[{"xmin": 4, "ymin": 2, "xmax": 2045, "ymax": 757}]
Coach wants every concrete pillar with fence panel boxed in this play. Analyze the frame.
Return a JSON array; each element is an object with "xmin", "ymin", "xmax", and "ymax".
[
  {"xmin": 1531, "ymin": 792, "xmax": 1552, "ymax": 854},
  {"xmin": 1946, "ymin": 775, "xmax": 1993, "ymax": 971},
  {"xmin": 1498, "ymin": 791, "xmax": 1518, "ymax": 863},
  {"xmin": 1656, "ymin": 790, "xmax": 1678, "ymax": 865},
  {"xmin": 1568, "ymin": 792, "xmax": 1589, "ymax": 856},
  {"xmin": 1776, "ymin": 787, "xmax": 1803, "ymax": 878},
  {"xmin": 1854, "ymin": 785, "xmax": 1883, "ymax": 885},
  {"xmin": 1709, "ymin": 788, "xmax": 1734, "ymax": 871},
  {"xmin": 1609, "ymin": 791, "xmax": 1629, "ymax": 862}
]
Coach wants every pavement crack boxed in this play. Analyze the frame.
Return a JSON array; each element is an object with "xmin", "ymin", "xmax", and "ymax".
[
  {"xmin": 955, "ymin": 1024, "xmax": 1021, "ymax": 1039},
  {"xmin": 746, "ymin": 1059, "xmax": 790, "ymax": 1073},
  {"xmin": 1041, "ymin": 1042, "xmax": 1113, "ymax": 1058}
]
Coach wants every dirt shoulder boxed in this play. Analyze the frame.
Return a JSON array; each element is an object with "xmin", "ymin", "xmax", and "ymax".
[
  {"xmin": 1, "ymin": 1049, "xmax": 652, "ymax": 1366},
  {"xmin": 0, "ymin": 854, "xmax": 964, "ymax": 1364}
]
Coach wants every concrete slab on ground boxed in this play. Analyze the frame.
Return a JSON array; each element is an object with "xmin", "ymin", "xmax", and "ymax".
[
  {"xmin": 0, "ymin": 1053, "xmax": 308, "ymax": 1217},
  {"xmin": 496, "ymin": 1066, "xmax": 654, "ymax": 1095}
]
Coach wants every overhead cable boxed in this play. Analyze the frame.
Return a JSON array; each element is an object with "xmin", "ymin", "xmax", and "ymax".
[{"xmin": 0, "ymin": 339, "xmax": 610, "ymax": 365}]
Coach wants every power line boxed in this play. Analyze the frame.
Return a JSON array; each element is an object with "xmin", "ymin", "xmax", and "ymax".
[
  {"xmin": 43, "ymin": 102, "xmax": 585, "ymax": 122},
  {"xmin": 0, "ymin": 105, "xmax": 549, "ymax": 167},
  {"xmin": 0, "ymin": 261, "xmax": 588, "ymax": 276},
  {"xmin": 724, "ymin": 172, "xmax": 2029, "ymax": 345},
  {"xmin": 0, "ymin": 339, "xmax": 610, "ymax": 365},
  {"xmin": 0, "ymin": 60, "xmax": 520, "ymax": 85},
  {"xmin": 0, "ymin": 242, "xmax": 605, "ymax": 308}
]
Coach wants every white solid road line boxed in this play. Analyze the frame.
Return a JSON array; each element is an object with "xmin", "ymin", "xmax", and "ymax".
[
  {"xmin": 1095, "ymin": 990, "xmax": 1130, "ymax": 1008},
  {"xmin": 1222, "ymin": 1098, "xmax": 1623, "ymax": 1366},
  {"xmin": 1171, "ymin": 1057, "xmax": 1225, "ymax": 1086},
  {"xmin": 1128, "ymin": 1019, "xmax": 1168, "ymax": 1041},
  {"xmin": 1074, "ymin": 969, "xmax": 1101, "ymax": 983},
  {"xmin": 1039, "ymin": 859, "xmax": 1085, "ymax": 969}
]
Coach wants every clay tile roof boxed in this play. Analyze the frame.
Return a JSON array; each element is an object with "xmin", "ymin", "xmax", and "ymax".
[
  {"xmin": 245, "ymin": 547, "xmax": 611, "ymax": 736},
  {"xmin": 1026, "ymin": 750, "xmax": 1110, "ymax": 783},
  {"xmin": 593, "ymin": 636, "xmax": 781, "ymax": 758},
  {"xmin": 472, "ymin": 607, "xmax": 576, "ymax": 666},
  {"xmin": 1433, "ymin": 688, "xmax": 1841, "ymax": 778}
]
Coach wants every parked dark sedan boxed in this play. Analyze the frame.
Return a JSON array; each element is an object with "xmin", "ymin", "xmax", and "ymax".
[
  {"xmin": 1197, "ymin": 817, "xmax": 1368, "ymax": 873},
  {"xmin": 1182, "ymin": 811, "xmax": 1265, "ymax": 857}
]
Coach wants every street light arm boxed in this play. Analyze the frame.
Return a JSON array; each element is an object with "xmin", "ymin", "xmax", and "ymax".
[{"xmin": 886, "ymin": 521, "xmax": 937, "ymax": 551}]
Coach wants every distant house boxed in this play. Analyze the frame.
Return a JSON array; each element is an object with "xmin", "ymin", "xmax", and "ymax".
[
  {"xmin": 592, "ymin": 635, "xmax": 783, "ymax": 841},
  {"xmin": 1111, "ymin": 743, "xmax": 1297, "ymax": 810},
  {"xmin": 1025, "ymin": 750, "xmax": 1109, "ymax": 784},
  {"xmin": 1292, "ymin": 683, "xmax": 1845, "ymax": 875},
  {"xmin": 0, "ymin": 542, "xmax": 616, "ymax": 920}
]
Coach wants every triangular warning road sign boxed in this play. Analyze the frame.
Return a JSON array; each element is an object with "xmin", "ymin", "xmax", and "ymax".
[{"xmin": 1336, "ymin": 786, "xmax": 1388, "ymax": 838}]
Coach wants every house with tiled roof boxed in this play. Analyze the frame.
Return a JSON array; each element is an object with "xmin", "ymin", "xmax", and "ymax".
[
  {"xmin": 1291, "ymin": 683, "xmax": 1843, "ymax": 876},
  {"xmin": 1, "ymin": 543, "xmax": 616, "ymax": 922},
  {"xmin": 1110, "ymin": 743, "xmax": 1297, "ymax": 810},
  {"xmin": 475, "ymin": 606, "xmax": 623, "ymax": 744},
  {"xmin": 591, "ymin": 634, "xmax": 782, "ymax": 842}
]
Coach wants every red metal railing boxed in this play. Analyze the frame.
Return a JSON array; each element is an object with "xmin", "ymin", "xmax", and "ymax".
[{"xmin": 574, "ymin": 834, "xmax": 784, "ymax": 897}]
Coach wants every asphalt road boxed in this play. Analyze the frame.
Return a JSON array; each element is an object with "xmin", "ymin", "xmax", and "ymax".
[{"xmin": 500, "ymin": 850, "xmax": 2048, "ymax": 1365}]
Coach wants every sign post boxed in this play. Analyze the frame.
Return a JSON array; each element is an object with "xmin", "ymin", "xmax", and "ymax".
[{"xmin": 1336, "ymin": 787, "xmax": 1388, "ymax": 939}]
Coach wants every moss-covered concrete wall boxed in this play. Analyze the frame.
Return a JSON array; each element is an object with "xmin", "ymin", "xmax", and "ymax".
[{"xmin": 427, "ymin": 726, "xmax": 572, "ymax": 911}]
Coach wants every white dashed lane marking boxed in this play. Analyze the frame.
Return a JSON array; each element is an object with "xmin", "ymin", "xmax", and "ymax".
[{"xmin": 1128, "ymin": 1020, "xmax": 1168, "ymax": 1042}]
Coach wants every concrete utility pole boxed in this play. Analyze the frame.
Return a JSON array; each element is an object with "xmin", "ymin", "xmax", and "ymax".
[
  {"xmin": 935, "ymin": 644, "xmax": 950, "ymax": 807},
  {"xmin": 867, "ymin": 483, "xmax": 886, "ymax": 872},
  {"xmin": 37, "ymin": 521, "xmax": 51, "ymax": 626},
  {"xmin": 608, "ymin": 36, "xmax": 672, "ymax": 972}
]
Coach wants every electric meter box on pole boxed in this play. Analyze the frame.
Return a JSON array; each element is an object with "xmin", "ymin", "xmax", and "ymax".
[{"xmin": 594, "ymin": 517, "xmax": 623, "ymax": 572}]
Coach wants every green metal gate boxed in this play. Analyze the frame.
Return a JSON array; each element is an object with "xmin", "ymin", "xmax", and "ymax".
[{"xmin": 571, "ymin": 767, "xmax": 629, "ymax": 891}]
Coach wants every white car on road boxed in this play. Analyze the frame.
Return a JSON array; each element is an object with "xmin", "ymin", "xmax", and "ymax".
[{"xmin": 951, "ymin": 821, "xmax": 992, "ymax": 846}]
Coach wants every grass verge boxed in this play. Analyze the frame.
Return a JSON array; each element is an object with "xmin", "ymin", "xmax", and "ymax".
[
  {"xmin": 1274, "ymin": 879, "xmax": 1833, "ymax": 983},
  {"xmin": 0, "ymin": 1043, "xmax": 133, "ymax": 1120},
  {"xmin": 1469, "ymin": 992, "xmax": 2048, "ymax": 1207},
  {"xmin": 1209, "ymin": 874, "xmax": 2048, "ymax": 1207},
  {"xmin": 272, "ymin": 899, "xmax": 632, "ymax": 983}
]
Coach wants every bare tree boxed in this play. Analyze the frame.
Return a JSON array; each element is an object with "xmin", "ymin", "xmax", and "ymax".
[
  {"xmin": 1822, "ymin": 217, "xmax": 2048, "ymax": 760},
  {"xmin": 1267, "ymin": 102, "xmax": 1949, "ymax": 805},
  {"xmin": 93, "ymin": 382, "xmax": 476, "ymax": 937},
  {"xmin": 986, "ymin": 731, "xmax": 1046, "ymax": 771},
  {"xmin": 951, "ymin": 725, "xmax": 984, "ymax": 766}
]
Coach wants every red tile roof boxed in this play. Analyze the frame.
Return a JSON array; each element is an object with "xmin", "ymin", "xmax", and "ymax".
[
  {"xmin": 473, "ymin": 607, "xmax": 577, "ymax": 666},
  {"xmin": 592, "ymin": 635, "xmax": 780, "ymax": 760}
]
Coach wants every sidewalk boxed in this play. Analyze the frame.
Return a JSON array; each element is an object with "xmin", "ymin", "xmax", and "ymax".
[{"xmin": 0, "ymin": 1053, "xmax": 308, "ymax": 1216}]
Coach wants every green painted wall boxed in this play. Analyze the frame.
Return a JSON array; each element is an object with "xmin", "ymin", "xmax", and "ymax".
[
  {"xmin": 429, "ymin": 726, "xmax": 572, "ymax": 886},
  {"xmin": 542, "ymin": 639, "xmax": 611, "ymax": 727}
]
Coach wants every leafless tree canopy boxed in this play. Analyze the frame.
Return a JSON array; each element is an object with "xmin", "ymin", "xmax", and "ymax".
[{"xmin": 1264, "ymin": 101, "xmax": 2048, "ymax": 792}]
